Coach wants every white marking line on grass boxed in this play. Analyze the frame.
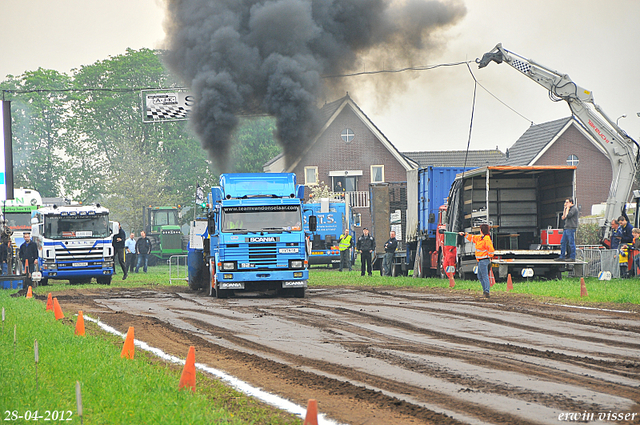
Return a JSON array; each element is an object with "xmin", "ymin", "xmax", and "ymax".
[{"xmin": 83, "ymin": 315, "xmax": 342, "ymax": 425}]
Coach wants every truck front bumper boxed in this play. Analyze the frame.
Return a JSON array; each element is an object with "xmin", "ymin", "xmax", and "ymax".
[
  {"xmin": 216, "ymin": 270, "xmax": 308, "ymax": 290},
  {"xmin": 42, "ymin": 269, "xmax": 113, "ymax": 279}
]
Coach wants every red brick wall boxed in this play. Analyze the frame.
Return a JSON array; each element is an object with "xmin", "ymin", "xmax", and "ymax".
[
  {"xmin": 290, "ymin": 105, "xmax": 409, "ymax": 234},
  {"xmin": 534, "ymin": 124, "xmax": 611, "ymax": 215}
]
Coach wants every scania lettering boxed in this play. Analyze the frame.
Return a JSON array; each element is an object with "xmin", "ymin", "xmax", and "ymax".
[
  {"xmin": 31, "ymin": 205, "xmax": 115, "ymax": 285},
  {"xmin": 187, "ymin": 173, "xmax": 310, "ymax": 298}
]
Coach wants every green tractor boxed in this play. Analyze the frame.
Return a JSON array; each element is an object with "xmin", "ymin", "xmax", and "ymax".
[{"xmin": 142, "ymin": 206, "xmax": 187, "ymax": 265}]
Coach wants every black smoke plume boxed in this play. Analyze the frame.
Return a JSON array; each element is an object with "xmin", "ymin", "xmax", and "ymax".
[{"xmin": 163, "ymin": 0, "xmax": 466, "ymax": 171}]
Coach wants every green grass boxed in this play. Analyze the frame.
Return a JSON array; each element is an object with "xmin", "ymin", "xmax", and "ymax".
[
  {"xmin": 22, "ymin": 260, "xmax": 640, "ymax": 306},
  {"xmin": 0, "ymin": 291, "xmax": 300, "ymax": 424}
]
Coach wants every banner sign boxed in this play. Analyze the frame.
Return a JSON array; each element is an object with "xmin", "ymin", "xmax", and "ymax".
[{"xmin": 142, "ymin": 90, "xmax": 193, "ymax": 123}]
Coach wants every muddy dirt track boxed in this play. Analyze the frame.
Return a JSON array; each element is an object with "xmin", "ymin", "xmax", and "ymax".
[{"xmin": 51, "ymin": 284, "xmax": 640, "ymax": 425}]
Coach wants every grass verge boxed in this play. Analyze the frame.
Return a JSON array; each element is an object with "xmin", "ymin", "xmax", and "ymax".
[{"xmin": 0, "ymin": 291, "xmax": 300, "ymax": 424}]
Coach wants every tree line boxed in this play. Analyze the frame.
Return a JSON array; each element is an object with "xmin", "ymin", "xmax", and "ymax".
[{"xmin": 0, "ymin": 48, "xmax": 281, "ymax": 233}]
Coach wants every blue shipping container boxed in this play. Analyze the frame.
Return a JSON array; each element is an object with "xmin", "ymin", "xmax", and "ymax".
[{"xmin": 417, "ymin": 166, "xmax": 476, "ymax": 239}]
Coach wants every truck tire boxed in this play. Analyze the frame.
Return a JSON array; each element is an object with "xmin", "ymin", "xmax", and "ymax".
[
  {"xmin": 97, "ymin": 276, "xmax": 112, "ymax": 285},
  {"xmin": 40, "ymin": 278, "xmax": 49, "ymax": 286},
  {"xmin": 215, "ymin": 287, "xmax": 231, "ymax": 299},
  {"xmin": 437, "ymin": 250, "xmax": 446, "ymax": 279},
  {"xmin": 188, "ymin": 268, "xmax": 204, "ymax": 291}
]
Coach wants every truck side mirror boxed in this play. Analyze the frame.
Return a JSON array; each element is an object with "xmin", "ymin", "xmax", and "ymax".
[
  {"xmin": 438, "ymin": 228, "xmax": 445, "ymax": 234},
  {"xmin": 428, "ymin": 213, "xmax": 435, "ymax": 224},
  {"xmin": 308, "ymin": 215, "xmax": 317, "ymax": 232}
]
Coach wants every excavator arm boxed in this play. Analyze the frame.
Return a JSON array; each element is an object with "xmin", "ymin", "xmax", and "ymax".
[{"xmin": 478, "ymin": 43, "xmax": 639, "ymax": 241}]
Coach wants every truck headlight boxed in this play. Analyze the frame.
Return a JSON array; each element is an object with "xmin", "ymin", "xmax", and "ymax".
[
  {"xmin": 221, "ymin": 261, "xmax": 236, "ymax": 271},
  {"xmin": 289, "ymin": 259, "xmax": 304, "ymax": 269}
]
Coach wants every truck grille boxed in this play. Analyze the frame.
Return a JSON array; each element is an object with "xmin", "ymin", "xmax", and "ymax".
[
  {"xmin": 223, "ymin": 243, "xmax": 278, "ymax": 267},
  {"xmin": 162, "ymin": 234, "xmax": 183, "ymax": 250},
  {"xmin": 55, "ymin": 244, "xmax": 105, "ymax": 270}
]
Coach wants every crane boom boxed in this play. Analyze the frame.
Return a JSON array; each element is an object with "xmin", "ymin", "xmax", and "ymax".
[{"xmin": 478, "ymin": 43, "xmax": 639, "ymax": 241}]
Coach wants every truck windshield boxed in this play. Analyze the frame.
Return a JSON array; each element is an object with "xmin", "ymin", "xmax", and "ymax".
[
  {"xmin": 44, "ymin": 214, "xmax": 110, "ymax": 239},
  {"xmin": 152, "ymin": 210, "xmax": 179, "ymax": 226},
  {"xmin": 221, "ymin": 205, "xmax": 301, "ymax": 233},
  {"xmin": 4, "ymin": 212, "xmax": 32, "ymax": 230}
]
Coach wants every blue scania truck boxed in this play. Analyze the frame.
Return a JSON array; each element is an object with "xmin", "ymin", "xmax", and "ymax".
[
  {"xmin": 303, "ymin": 199, "xmax": 349, "ymax": 268},
  {"xmin": 187, "ymin": 173, "xmax": 311, "ymax": 298}
]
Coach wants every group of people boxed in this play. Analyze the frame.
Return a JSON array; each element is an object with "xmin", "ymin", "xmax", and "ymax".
[
  {"xmin": 337, "ymin": 227, "xmax": 398, "ymax": 276},
  {"xmin": 610, "ymin": 214, "xmax": 639, "ymax": 277},
  {"xmin": 112, "ymin": 225, "xmax": 152, "ymax": 279}
]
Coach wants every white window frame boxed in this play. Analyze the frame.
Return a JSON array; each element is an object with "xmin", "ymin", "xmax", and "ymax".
[
  {"xmin": 566, "ymin": 154, "xmax": 579, "ymax": 166},
  {"xmin": 341, "ymin": 128, "xmax": 355, "ymax": 143},
  {"xmin": 304, "ymin": 166, "xmax": 318, "ymax": 185},
  {"xmin": 370, "ymin": 165, "xmax": 385, "ymax": 183}
]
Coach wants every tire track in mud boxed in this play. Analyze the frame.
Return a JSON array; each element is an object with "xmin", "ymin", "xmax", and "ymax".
[
  {"xmin": 174, "ymin": 293, "xmax": 640, "ymax": 422},
  {"xmin": 349, "ymin": 287, "xmax": 640, "ymax": 334},
  {"xmin": 55, "ymin": 287, "xmax": 640, "ymax": 425},
  {"xmin": 228, "ymin": 301, "xmax": 640, "ymax": 415}
]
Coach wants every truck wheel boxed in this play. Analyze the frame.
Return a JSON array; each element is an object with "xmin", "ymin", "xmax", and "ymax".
[
  {"xmin": 188, "ymin": 270, "xmax": 203, "ymax": 291},
  {"xmin": 414, "ymin": 250, "xmax": 427, "ymax": 278},
  {"xmin": 40, "ymin": 278, "xmax": 49, "ymax": 286},
  {"xmin": 437, "ymin": 251, "xmax": 446, "ymax": 279},
  {"xmin": 215, "ymin": 287, "xmax": 231, "ymax": 299},
  {"xmin": 97, "ymin": 276, "xmax": 112, "ymax": 285},
  {"xmin": 545, "ymin": 270, "xmax": 562, "ymax": 280}
]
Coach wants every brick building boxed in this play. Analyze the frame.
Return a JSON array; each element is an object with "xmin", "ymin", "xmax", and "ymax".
[
  {"xmin": 502, "ymin": 117, "xmax": 612, "ymax": 215},
  {"xmin": 264, "ymin": 94, "xmax": 418, "ymax": 232}
]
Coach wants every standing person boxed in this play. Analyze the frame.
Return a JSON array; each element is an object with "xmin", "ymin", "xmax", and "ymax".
[
  {"xmin": 459, "ymin": 224, "xmax": 495, "ymax": 298},
  {"xmin": 610, "ymin": 219, "xmax": 621, "ymax": 250},
  {"xmin": 632, "ymin": 228, "xmax": 640, "ymax": 276},
  {"xmin": 113, "ymin": 223, "xmax": 127, "ymax": 279},
  {"xmin": 618, "ymin": 215, "xmax": 634, "ymax": 245},
  {"xmin": 357, "ymin": 228, "xmax": 375, "ymax": 276},
  {"xmin": 19, "ymin": 231, "xmax": 38, "ymax": 277},
  {"xmin": 338, "ymin": 228, "xmax": 353, "ymax": 272},
  {"xmin": 0, "ymin": 239, "xmax": 9, "ymax": 275},
  {"xmin": 382, "ymin": 231, "xmax": 398, "ymax": 276},
  {"xmin": 135, "ymin": 230, "xmax": 152, "ymax": 273},
  {"xmin": 125, "ymin": 232, "xmax": 137, "ymax": 274},
  {"xmin": 556, "ymin": 198, "xmax": 578, "ymax": 262}
]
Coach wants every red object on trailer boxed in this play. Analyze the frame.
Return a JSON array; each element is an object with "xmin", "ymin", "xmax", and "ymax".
[{"xmin": 541, "ymin": 229, "xmax": 563, "ymax": 245}]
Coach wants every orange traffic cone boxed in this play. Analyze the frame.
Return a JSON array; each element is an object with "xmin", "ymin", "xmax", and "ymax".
[
  {"xmin": 506, "ymin": 274, "xmax": 513, "ymax": 292},
  {"xmin": 178, "ymin": 346, "xmax": 196, "ymax": 392},
  {"xmin": 580, "ymin": 277, "xmax": 588, "ymax": 297},
  {"xmin": 75, "ymin": 311, "xmax": 85, "ymax": 336},
  {"xmin": 447, "ymin": 272, "xmax": 455, "ymax": 288},
  {"xmin": 53, "ymin": 298, "xmax": 64, "ymax": 320},
  {"xmin": 26, "ymin": 286, "xmax": 33, "ymax": 299},
  {"xmin": 121, "ymin": 327, "xmax": 135, "ymax": 359},
  {"xmin": 303, "ymin": 399, "xmax": 319, "ymax": 425},
  {"xmin": 45, "ymin": 293, "xmax": 53, "ymax": 311},
  {"xmin": 489, "ymin": 269, "xmax": 496, "ymax": 287}
]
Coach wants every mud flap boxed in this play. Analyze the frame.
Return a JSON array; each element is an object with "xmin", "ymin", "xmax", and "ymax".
[{"xmin": 209, "ymin": 258, "xmax": 216, "ymax": 297}]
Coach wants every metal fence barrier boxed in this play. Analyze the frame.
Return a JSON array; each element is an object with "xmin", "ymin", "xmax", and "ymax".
[
  {"xmin": 570, "ymin": 247, "xmax": 620, "ymax": 278},
  {"xmin": 169, "ymin": 255, "xmax": 188, "ymax": 285}
]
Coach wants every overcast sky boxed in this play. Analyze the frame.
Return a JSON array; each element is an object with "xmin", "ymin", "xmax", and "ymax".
[{"xmin": 1, "ymin": 0, "xmax": 638, "ymax": 155}]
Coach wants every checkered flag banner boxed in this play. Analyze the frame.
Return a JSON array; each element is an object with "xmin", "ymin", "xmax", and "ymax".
[{"xmin": 143, "ymin": 91, "xmax": 193, "ymax": 123}]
